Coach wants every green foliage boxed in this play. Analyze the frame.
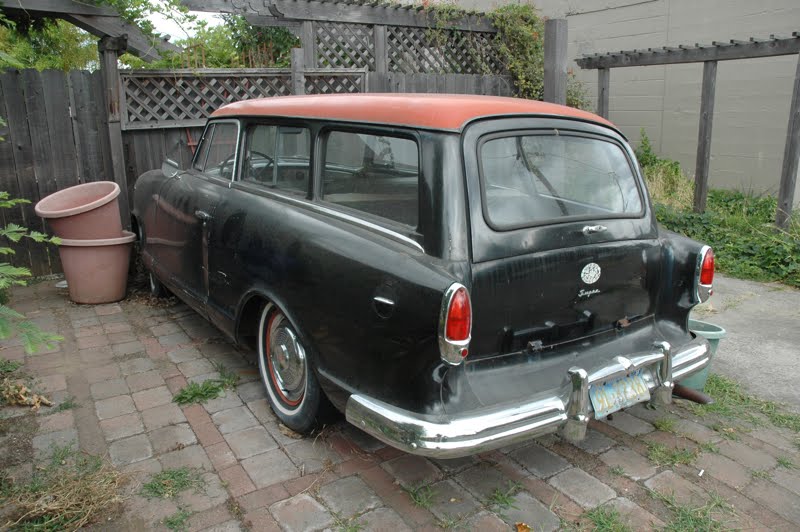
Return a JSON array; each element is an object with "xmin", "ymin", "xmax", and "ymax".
[
  {"xmin": 637, "ymin": 131, "xmax": 800, "ymax": 288},
  {"xmin": 223, "ymin": 16, "xmax": 298, "ymax": 68},
  {"xmin": 652, "ymin": 417, "xmax": 677, "ymax": 433},
  {"xmin": 635, "ymin": 129, "xmax": 694, "ymax": 209},
  {"xmin": 583, "ymin": 506, "xmax": 632, "ymax": 532},
  {"xmin": 692, "ymin": 374, "xmax": 800, "ymax": 433},
  {"xmin": 0, "ymin": 18, "xmax": 96, "ymax": 71},
  {"xmin": 163, "ymin": 508, "xmax": 192, "ymax": 531},
  {"xmin": 172, "ymin": 367, "xmax": 238, "ymax": 406},
  {"xmin": 0, "ymin": 357, "xmax": 21, "ymax": 374},
  {"xmin": 0, "ymin": 192, "xmax": 62, "ymax": 354},
  {"xmin": 490, "ymin": 4, "xmax": 589, "ymax": 109},
  {"xmin": 404, "ymin": 483, "xmax": 435, "ymax": 509},
  {"xmin": 652, "ymin": 490, "xmax": 734, "ymax": 532},
  {"xmin": 141, "ymin": 468, "xmax": 205, "ymax": 499},
  {"xmin": 656, "ymin": 191, "xmax": 800, "ymax": 287},
  {"xmin": 485, "ymin": 481, "xmax": 521, "ymax": 513},
  {"xmin": 646, "ymin": 442, "xmax": 696, "ymax": 467}
]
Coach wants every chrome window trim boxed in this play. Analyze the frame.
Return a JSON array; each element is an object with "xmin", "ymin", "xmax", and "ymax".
[
  {"xmin": 192, "ymin": 119, "xmax": 242, "ymax": 182},
  {"xmin": 231, "ymin": 181, "xmax": 425, "ymax": 253}
]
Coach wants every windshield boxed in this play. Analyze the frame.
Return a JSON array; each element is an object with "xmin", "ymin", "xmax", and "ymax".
[{"xmin": 479, "ymin": 134, "xmax": 643, "ymax": 229}]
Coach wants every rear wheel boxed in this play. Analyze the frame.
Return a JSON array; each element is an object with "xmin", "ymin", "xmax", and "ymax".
[{"xmin": 258, "ymin": 303, "xmax": 324, "ymax": 432}]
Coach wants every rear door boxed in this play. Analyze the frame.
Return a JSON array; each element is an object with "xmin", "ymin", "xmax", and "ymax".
[{"xmin": 462, "ymin": 118, "xmax": 661, "ymax": 359}]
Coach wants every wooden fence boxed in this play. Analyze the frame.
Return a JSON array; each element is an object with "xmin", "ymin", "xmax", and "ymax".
[{"xmin": 0, "ymin": 66, "xmax": 513, "ymax": 275}]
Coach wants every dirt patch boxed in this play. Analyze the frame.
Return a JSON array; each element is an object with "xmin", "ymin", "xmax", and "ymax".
[{"xmin": 0, "ymin": 413, "xmax": 37, "ymax": 469}]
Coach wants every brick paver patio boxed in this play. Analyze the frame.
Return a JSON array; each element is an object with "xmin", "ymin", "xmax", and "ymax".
[{"xmin": 1, "ymin": 280, "xmax": 799, "ymax": 531}]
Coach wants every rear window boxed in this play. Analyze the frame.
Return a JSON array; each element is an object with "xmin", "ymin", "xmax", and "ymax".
[{"xmin": 479, "ymin": 134, "xmax": 643, "ymax": 229}]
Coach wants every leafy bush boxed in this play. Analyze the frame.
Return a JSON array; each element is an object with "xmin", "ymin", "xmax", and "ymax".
[
  {"xmin": 655, "ymin": 192, "xmax": 800, "ymax": 287},
  {"xmin": 0, "ymin": 191, "xmax": 63, "ymax": 353},
  {"xmin": 490, "ymin": 4, "xmax": 589, "ymax": 109},
  {"xmin": 635, "ymin": 129, "xmax": 694, "ymax": 209},
  {"xmin": 633, "ymin": 130, "xmax": 800, "ymax": 287}
]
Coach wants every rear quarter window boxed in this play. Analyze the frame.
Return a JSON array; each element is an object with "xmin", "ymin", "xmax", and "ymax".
[
  {"xmin": 321, "ymin": 130, "xmax": 419, "ymax": 228},
  {"xmin": 479, "ymin": 133, "xmax": 643, "ymax": 229}
]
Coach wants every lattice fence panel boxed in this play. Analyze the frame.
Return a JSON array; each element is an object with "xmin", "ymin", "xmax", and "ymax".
[
  {"xmin": 121, "ymin": 71, "xmax": 292, "ymax": 129},
  {"xmin": 316, "ymin": 22, "xmax": 375, "ymax": 70},
  {"xmin": 387, "ymin": 26, "xmax": 502, "ymax": 74},
  {"xmin": 305, "ymin": 71, "xmax": 366, "ymax": 94}
]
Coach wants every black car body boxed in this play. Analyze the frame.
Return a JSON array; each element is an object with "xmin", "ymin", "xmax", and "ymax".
[{"xmin": 133, "ymin": 94, "xmax": 714, "ymax": 457}]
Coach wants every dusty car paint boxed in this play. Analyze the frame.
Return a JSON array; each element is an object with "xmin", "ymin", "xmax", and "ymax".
[{"xmin": 133, "ymin": 94, "xmax": 712, "ymax": 457}]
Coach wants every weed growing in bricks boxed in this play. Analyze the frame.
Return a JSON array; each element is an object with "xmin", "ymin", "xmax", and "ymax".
[
  {"xmin": 0, "ymin": 443, "xmax": 125, "ymax": 529},
  {"xmin": 651, "ymin": 490, "xmax": 734, "ymax": 531},
  {"xmin": 0, "ymin": 357, "xmax": 21, "ymax": 375},
  {"xmin": 173, "ymin": 365, "xmax": 239, "ymax": 406},
  {"xmin": 646, "ymin": 443, "xmax": 696, "ymax": 467},
  {"xmin": 331, "ymin": 511, "xmax": 364, "ymax": 532},
  {"xmin": 141, "ymin": 468, "xmax": 205, "ymax": 499},
  {"xmin": 699, "ymin": 442, "xmax": 720, "ymax": 454},
  {"xmin": 50, "ymin": 395, "xmax": 79, "ymax": 413},
  {"xmin": 653, "ymin": 418, "xmax": 677, "ymax": 433},
  {"xmin": 163, "ymin": 507, "xmax": 192, "ymax": 531},
  {"xmin": 434, "ymin": 513, "xmax": 468, "ymax": 530},
  {"xmin": 485, "ymin": 481, "xmax": 521, "ymax": 513},
  {"xmin": 751, "ymin": 469, "xmax": 772, "ymax": 480},
  {"xmin": 583, "ymin": 505, "xmax": 632, "ymax": 532},
  {"xmin": 404, "ymin": 483, "xmax": 435, "ymax": 510},
  {"xmin": 609, "ymin": 466, "xmax": 626, "ymax": 476},
  {"xmin": 695, "ymin": 374, "xmax": 800, "ymax": 433},
  {"xmin": 777, "ymin": 456, "xmax": 795, "ymax": 469}
]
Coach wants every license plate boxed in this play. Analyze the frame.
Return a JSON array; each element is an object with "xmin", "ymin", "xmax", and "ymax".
[{"xmin": 589, "ymin": 370, "xmax": 650, "ymax": 419}]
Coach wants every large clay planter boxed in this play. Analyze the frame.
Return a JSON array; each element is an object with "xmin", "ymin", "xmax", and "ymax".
[
  {"xmin": 34, "ymin": 181, "xmax": 123, "ymax": 239},
  {"xmin": 59, "ymin": 231, "xmax": 136, "ymax": 304}
]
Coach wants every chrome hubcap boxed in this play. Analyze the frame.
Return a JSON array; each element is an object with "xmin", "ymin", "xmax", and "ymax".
[{"xmin": 268, "ymin": 316, "xmax": 306, "ymax": 403}]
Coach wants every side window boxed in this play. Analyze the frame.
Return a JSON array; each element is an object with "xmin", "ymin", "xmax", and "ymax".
[
  {"xmin": 243, "ymin": 124, "xmax": 310, "ymax": 195},
  {"xmin": 322, "ymin": 130, "xmax": 419, "ymax": 228},
  {"xmin": 195, "ymin": 122, "xmax": 239, "ymax": 180}
]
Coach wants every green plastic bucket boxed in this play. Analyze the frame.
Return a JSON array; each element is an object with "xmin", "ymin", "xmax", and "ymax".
[{"xmin": 679, "ymin": 319, "xmax": 726, "ymax": 391}]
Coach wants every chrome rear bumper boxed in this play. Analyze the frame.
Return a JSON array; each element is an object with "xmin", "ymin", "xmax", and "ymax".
[{"xmin": 345, "ymin": 336, "xmax": 711, "ymax": 458}]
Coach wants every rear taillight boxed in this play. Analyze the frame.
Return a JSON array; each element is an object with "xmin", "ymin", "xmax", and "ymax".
[
  {"xmin": 700, "ymin": 249, "xmax": 715, "ymax": 286},
  {"xmin": 695, "ymin": 246, "xmax": 714, "ymax": 303},
  {"xmin": 438, "ymin": 283, "xmax": 472, "ymax": 365}
]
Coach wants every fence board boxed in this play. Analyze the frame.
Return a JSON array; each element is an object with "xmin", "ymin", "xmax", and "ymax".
[
  {"xmin": 1, "ymin": 71, "xmax": 50, "ymax": 276},
  {"xmin": 0, "ymin": 73, "xmax": 33, "ymax": 270}
]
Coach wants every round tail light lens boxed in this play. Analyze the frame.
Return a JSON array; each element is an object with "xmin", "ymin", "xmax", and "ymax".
[
  {"xmin": 445, "ymin": 287, "xmax": 472, "ymax": 342},
  {"xmin": 700, "ymin": 248, "xmax": 715, "ymax": 285}
]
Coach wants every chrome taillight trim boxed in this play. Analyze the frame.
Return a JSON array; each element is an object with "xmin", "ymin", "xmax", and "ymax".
[
  {"xmin": 438, "ymin": 282, "xmax": 472, "ymax": 366},
  {"xmin": 694, "ymin": 245, "xmax": 713, "ymax": 303}
]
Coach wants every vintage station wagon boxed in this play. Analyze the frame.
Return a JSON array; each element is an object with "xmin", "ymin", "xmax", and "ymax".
[{"xmin": 133, "ymin": 94, "xmax": 714, "ymax": 457}]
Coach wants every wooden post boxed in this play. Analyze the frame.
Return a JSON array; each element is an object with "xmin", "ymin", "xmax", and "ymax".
[
  {"xmin": 98, "ymin": 35, "xmax": 130, "ymax": 229},
  {"xmin": 597, "ymin": 68, "xmax": 610, "ymax": 118},
  {"xmin": 777, "ymin": 54, "xmax": 800, "ymax": 229},
  {"xmin": 543, "ymin": 19, "xmax": 568, "ymax": 105},
  {"xmin": 693, "ymin": 60, "xmax": 717, "ymax": 213},
  {"xmin": 301, "ymin": 21, "xmax": 316, "ymax": 68},
  {"xmin": 374, "ymin": 25, "xmax": 388, "ymax": 74},
  {"xmin": 291, "ymin": 48, "xmax": 305, "ymax": 95}
]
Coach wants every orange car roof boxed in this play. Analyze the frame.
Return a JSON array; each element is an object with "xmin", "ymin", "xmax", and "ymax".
[{"xmin": 211, "ymin": 93, "xmax": 616, "ymax": 132}]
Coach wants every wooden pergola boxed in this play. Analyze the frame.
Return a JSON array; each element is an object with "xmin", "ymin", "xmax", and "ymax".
[
  {"xmin": 577, "ymin": 33, "xmax": 800, "ymax": 229},
  {"xmin": 0, "ymin": 0, "xmax": 182, "ymax": 227}
]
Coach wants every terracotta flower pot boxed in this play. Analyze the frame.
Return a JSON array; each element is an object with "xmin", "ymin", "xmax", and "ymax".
[
  {"xmin": 58, "ymin": 231, "xmax": 136, "ymax": 304},
  {"xmin": 34, "ymin": 181, "xmax": 123, "ymax": 239}
]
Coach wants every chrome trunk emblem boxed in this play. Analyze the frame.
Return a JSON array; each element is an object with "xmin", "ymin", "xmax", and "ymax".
[{"xmin": 580, "ymin": 263, "xmax": 601, "ymax": 284}]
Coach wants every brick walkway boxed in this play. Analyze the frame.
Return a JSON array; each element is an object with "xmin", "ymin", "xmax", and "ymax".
[{"xmin": 1, "ymin": 281, "xmax": 799, "ymax": 531}]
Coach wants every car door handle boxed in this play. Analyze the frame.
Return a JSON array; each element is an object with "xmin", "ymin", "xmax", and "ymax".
[
  {"xmin": 194, "ymin": 210, "xmax": 213, "ymax": 221},
  {"xmin": 582, "ymin": 225, "xmax": 607, "ymax": 235}
]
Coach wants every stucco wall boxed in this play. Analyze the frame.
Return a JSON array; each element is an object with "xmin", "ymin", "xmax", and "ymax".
[{"xmin": 465, "ymin": 0, "xmax": 800, "ymax": 204}]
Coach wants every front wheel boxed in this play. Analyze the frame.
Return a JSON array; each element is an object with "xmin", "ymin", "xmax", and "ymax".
[{"xmin": 258, "ymin": 304, "xmax": 325, "ymax": 433}]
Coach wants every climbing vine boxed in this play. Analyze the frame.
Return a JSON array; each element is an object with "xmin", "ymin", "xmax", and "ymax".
[{"xmin": 423, "ymin": 1, "xmax": 589, "ymax": 109}]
